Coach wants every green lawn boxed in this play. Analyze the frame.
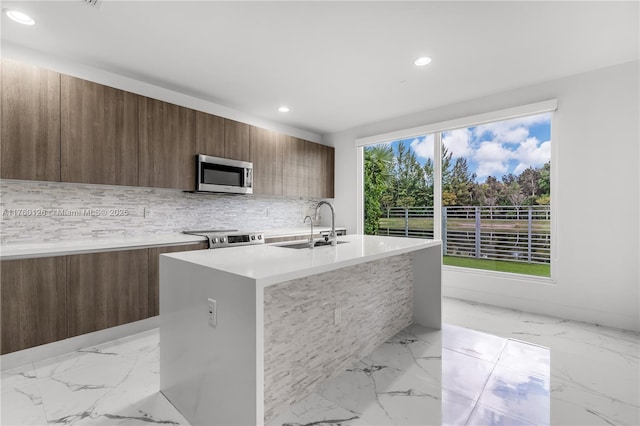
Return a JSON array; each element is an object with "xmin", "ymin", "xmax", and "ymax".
[
  {"xmin": 443, "ymin": 256, "xmax": 550, "ymax": 277},
  {"xmin": 375, "ymin": 216, "xmax": 551, "ymax": 277}
]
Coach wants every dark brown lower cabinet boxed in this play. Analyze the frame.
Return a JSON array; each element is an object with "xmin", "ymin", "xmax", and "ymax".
[
  {"xmin": 67, "ymin": 250, "xmax": 149, "ymax": 337},
  {"xmin": 148, "ymin": 243, "xmax": 207, "ymax": 317},
  {"xmin": 1, "ymin": 243, "xmax": 206, "ymax": 354},
  {"xmin": 1, "ymin": 257, "xmax": 67, "ymax": 355}
]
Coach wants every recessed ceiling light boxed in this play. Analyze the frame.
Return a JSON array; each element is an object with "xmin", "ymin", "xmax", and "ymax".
[
  {"xmin": 414, "ymin": 56, "xmax": 432, "ymax": 67},
  {"xmin": 4, "ymin": 9, "xmax": 35, "ymax": 25},
  {"xmin": 278, "ymin": 106, "xmax": 290, "ymax": 113}
]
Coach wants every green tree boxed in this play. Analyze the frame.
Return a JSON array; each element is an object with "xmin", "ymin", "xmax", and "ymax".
[
  {"xmin": 481, "ymin": 176, "xmax": 503, "ymax": 207},
  {"xmin": 422, "ymin": 159, "xmax": 435, "ymax": 207},
  {"xmin": 364, "ymin": 145, "xmax": 394, "ymax": 234},
  {"xmin": 518, "ymin": 167, "xmax": 540, "ymax": 204},
  {"xmin": 449, "ymin": 158, "xmax": 475, "ymax": 205},
  {"xmin": 441, "ymin": 146, "xmax": 453, "ymax": 191},
  {"xmin": 393, "ymin": 141, "xmax": 428, "ymax": 207},
  {"xmin": 538, "ymin": 162, "xmax": 551, "ymax": 196}
]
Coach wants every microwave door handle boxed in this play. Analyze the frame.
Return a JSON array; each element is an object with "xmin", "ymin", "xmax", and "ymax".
[{"xmin": 246, "ymin": 168, "xmax": 253, "ymax": 188}]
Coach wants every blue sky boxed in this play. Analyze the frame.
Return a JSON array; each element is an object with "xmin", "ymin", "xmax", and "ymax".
[{"xmin": 387, "ymin": 112, "xmax": 551, "ymax": 183}]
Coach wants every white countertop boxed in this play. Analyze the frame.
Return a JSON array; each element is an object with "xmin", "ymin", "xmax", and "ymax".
[
  {"xmin": 0, "ymin": 234, "xmax": 207, "ymax": 260},
  {"xmin": 0, "ymin": 227, "xmax": 348, "ymax": 260},
  {"xmin": 164, "ymin": 234, "xmax": 441, "ymax": 287}
]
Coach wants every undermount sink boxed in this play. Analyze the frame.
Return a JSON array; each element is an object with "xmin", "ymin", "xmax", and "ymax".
[{"xmin": 277, "ymin": 240, "xmax": 349, "ymax": 249}]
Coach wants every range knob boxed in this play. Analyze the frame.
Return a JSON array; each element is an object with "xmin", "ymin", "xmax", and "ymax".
[
  {"xmin": 210, "ymin": 237, "xmax": 218, "ymax": 244},
  {"xmin": 220, "ymin": 237, "xmax": 226, "ymax": 243},
  {"xmin": 257, "ymin": 234, "xmax": 262, "ymax": 240},
  {"xmin": 251, "ymin": 235, "xmax": 256, "ymax": 240}
]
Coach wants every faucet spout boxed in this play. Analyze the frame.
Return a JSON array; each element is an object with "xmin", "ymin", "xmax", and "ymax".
[
  {"xmin": 303, "ymin": 215, "xmax": 314, "ymax": 249},
  {"xmin": 314, "ymin": 201, "xmax": 336, "ymax": 246}
]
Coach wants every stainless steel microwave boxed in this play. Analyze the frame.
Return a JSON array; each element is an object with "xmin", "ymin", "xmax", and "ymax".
[{"xmin": 196, "ymin": 154, "xmax": 253, "ymax": 194}]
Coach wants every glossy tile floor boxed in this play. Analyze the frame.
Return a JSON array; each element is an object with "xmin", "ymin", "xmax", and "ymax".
[
  {"xmin": 1, "ymin": 297, "xmax": 638, "ymax": 425},
  {"xmin": 268, "ymin": 322, "xmax": 549, "ymax": 426}
]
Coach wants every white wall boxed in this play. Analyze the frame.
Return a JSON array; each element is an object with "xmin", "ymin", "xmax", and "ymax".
[{"xmin": 325, "ymin": 61, "xmax": 639, "ymax": 332}]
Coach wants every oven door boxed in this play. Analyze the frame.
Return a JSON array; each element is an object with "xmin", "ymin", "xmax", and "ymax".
[{"xmin": 197, "ymin": 155, "xmax": 253, "ymax": 194}]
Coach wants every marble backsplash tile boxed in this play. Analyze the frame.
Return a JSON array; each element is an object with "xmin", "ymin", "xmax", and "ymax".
[
  {"xmin": 0, "ymin": 180, "xmax": 323, "ymax": 244},
  {"xmin": 263, "ymin": 253, "xmax": 414, "ymax": 422}
]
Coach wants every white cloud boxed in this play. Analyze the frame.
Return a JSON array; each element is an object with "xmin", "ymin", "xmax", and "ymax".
[
  {"xmin": 473, "ymin": 112, "xmax": 551, "ymax": 145},
  {"xmin": 410, "ymin": 134, "xmax": 434, "ymax": 160},
  {"xmin": 443, "ymin": 128, "xmax": 472, "ymax": 158},
  {"xmin": 512, "ymin": 138, "xmax": 550, "ymax": 174},
  {"xmin": 474, "ymin": 141, "xmax": 512, "ymax": 178}
]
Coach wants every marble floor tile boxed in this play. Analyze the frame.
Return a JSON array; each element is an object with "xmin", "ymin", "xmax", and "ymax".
[
  {"xmin": 497, "ymin": 339, "xmax": 550, "ymax": 378},
  {"xmin": 1, "ymin": 363, "xmax": 38, "ymax": 388},
  {"xmin": 467, "ymin": 403, "xmax": 537, "ymax": 426},
  {"xmin": 548, "ymin": 349, "xmax": 638, "ymax": 409},
  {"xmin": 366, "ymin": 329, "xmax": 442, "ymax": 388},
  {"xmin": 511, "ymin": 311, "xmax": 639, "ymax": 362},
  {"xmin": 442, "ymin": 389, "xmax": 476, "ymax": 426},
  {"xmin": 317, "ymin": 357, "xmax": 442, "ymax": 426},
  {"xmin": 1, "ymin": 364, "xmax": 46, "ymax": 425},
  {"xmin": 442, "ymin": 298, "xmax": 523, "ymax": 338},
  {"xmin": 2, "ymin": 297, "xmax": 637, "ymax": 426},
  {"xmin": 442, "ymin": 348, "xmax": 495, "ymax": 402},
  {"xmin": 266, "ymin": 392, "xmax": 370, "ymax": 426},
  {"xmin": 443, "ymin": 323, "xmax": 507, "ymax": 363},
  {"xmin": 1, "ymin": 380, "xmax": 48, "ymax": 426},
  {"xmin": 552, "ymin": 377, "xmax": 640, "ymax": 426},
  {"xmin": 477, "ymin": 364, "xmax": 550, "ymax": 425}
]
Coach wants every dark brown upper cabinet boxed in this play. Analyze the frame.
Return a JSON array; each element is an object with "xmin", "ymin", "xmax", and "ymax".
[
  {"xmin": 1, "ymin": 256, "xmax": 67, "ymax": 354},
  {"xmin": 195, "ymin": 111, "xmax": 225, "ymax": 158},
  {"xmin": 250, "ymin": 126, "xmax": 282, "ymax": 195},
  {"xmin": 195, "ymin": 114, "xmax": 250, "ymax": 162},
  {"xmin": 306, "ymin": 142, "xmax": 335, "ymax": 199},
  {"xmin": 0, "ymin": 59, "xmax": 334, "ymax": 197},
  {"xmin": 281, "ymin": 135, "xmax": 335, "ymax": 198},
  {"xmin": 61, "ymin": 75, "xmax": 138, "ymax": 186},
  {"xmin": 281, "ymin": 135, "xmax": 309, "ymax": 198},
  {"xmin": 138, "ymin": 97, "xmax": 195, "ymax": 189},
  {"xmin": 0, "ymin": 58, "xmax": 61, "ymax": 181},
  {"xmin": 322, "ymin": 144, "xmax": 335, "ymax": 198},
  {"xmin": 224, "ymin": 119, "xmax": 251, "ymax": 161}
]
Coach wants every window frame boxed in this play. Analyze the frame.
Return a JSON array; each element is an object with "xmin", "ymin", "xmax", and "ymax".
[{"xmin": 356, "ymin": 100, "xmax": 558, "ymax": 282}]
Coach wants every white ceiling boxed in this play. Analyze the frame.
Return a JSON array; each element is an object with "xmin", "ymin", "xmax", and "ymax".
[{"xmin": 1, "ymin": 1, "xmax": 638, "ymax": 135}]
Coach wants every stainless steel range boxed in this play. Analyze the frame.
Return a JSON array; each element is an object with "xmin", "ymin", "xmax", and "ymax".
[{"xmin": 182, "ymin": 229, "xmax": 264, "ymax": 249}]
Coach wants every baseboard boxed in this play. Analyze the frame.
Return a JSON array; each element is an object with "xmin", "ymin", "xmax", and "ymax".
[
  {"xmin": 443, "ymin": 285, "xmax": 639, "ymax": 333},
  {"xmin": 0, "ymin": 316, "xmax": 159, "ymax": 371}
]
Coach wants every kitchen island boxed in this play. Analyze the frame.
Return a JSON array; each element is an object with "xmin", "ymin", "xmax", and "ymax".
[{"xmin": 159, "ymin": 234, "xmax": 442, "ymax": 426}]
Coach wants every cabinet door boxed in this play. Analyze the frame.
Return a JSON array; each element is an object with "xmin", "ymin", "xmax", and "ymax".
[
  {"xmin": 282, "ymin": 136, "xmax": 335, "ymax": 198},
  {"xmin": 281, "ymin": 135, "xmax": 308, "ymax": 197},
  {"xmin": 138, "ymin": 97, "xmax": 195, "ymax": 189},
  {"xmin": 322, "ymin": 144, "xmax": 335, "ymax": 198},
  {"xmin": 195, "ymin": 111, "xmax": 225, "ymax": 157},
  {"xmin": 313, "ymin": 143, "xmax": 335, "ymax": 198},
  {"xmin": 250, "ymin": 126, "xmax": 282, "ymax": 195},
  {"xmin": 305, "ymin": 141, "xmax": 335, "ymax": 198},
  {"xmin": 61, "ymin": 75, "xmax": 138, "ymax": 185},
  {"xmin": 148, "ymin": 243, "xmax": 208, "ymax": 317},
  {"xmin": 67, "ymin": 250, "xmax": 149, "ymax": 337},
  {"xmin": 1, "ymin": 257, "xmax": 67, "ymax": 354},
  {"xmin": 0, "ymin": 58, "xmax": 61, "ymax": 181},
  {"xmin": 224, "ymin": 119, "xmax": 250, "ymax": 161},
  {"xmin": 307, "ymin": 141, "xmax": 324, "ymax": 198}
]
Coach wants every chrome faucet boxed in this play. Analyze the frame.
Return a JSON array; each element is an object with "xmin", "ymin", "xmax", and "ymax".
[
  {"xmin": 304, "ymin": 215, "xmax": 314, "ymax": 249},
  {"xmin": 315, "ymin": 201, "xmax": 336, "ymax": 246}
]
